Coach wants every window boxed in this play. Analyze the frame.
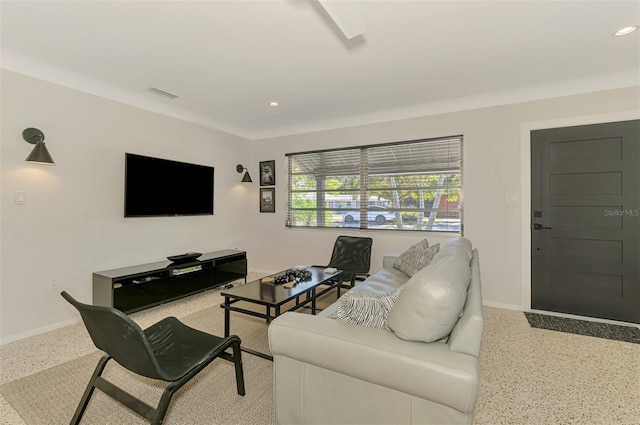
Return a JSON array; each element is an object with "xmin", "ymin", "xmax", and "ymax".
[{"xmin": 286, "ymin": 135, "xmax": 462, "ymax": 233}]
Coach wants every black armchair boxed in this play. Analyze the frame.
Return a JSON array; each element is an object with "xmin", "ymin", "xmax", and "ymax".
[
  {"xmin": 318, "ymin": 235, "xmax": 373, "ymax": 297},
  {"xmin": 61, "ymin": 291, "xmax": 244, "ymax": 425}
]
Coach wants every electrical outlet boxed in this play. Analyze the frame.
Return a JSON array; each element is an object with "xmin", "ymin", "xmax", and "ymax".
[{"xmin": 49, "ymin": 277, "xmax": 59, "ymax": 290}]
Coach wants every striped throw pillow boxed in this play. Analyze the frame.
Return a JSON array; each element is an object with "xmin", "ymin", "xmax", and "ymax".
[
  {"xmin": 335, "ymin": 288, "xmax": 402, "ymax": 329},
  {"xmin": 394, "ymin": 241, "xmax": 440, "ymax": 277}
]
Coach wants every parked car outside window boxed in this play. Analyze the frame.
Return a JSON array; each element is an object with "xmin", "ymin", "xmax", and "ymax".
[{"xmin": 342, "ymin": 205, "xmax": 396, "ymax": 225}]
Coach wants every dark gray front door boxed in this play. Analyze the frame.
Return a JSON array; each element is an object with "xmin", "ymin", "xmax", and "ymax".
[{"xmin": 531, "ymin": 120, "xmax": 639, "ymax": 324}]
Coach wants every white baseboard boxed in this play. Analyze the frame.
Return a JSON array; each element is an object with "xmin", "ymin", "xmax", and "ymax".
[
  {"xmin": 462, "ymin": 301, "xmax": 639, "ymax": 328},
  {"xmin": 482, "ymin": 301, "xmax": 523, "ymax": 311},
  {"xmin": 0, "ymin": 317, "xmax": 80, "ymax": 346}
]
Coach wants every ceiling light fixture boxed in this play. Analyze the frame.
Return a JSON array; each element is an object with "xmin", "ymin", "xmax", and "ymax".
[
  {"xmin": 269, "ymin": 101, "xmax": 279, "ymax": 107},
  {"xmin": 614, "ymin": 25, "xmax": 638, "ymax": 36},
  {"xmin": 318, "ymin": 0, "xmax": 365, "ymax": 40}
]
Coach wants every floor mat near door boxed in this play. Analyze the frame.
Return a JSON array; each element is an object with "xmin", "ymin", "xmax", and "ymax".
[{"xmin": 524, "ymin": 312, "xmax": 640, "ymax": 344}]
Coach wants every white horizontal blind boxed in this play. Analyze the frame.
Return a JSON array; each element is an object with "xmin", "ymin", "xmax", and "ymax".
[{"xmin": 286, "ymin": 136, "xmax": 463, "ymax": 233}]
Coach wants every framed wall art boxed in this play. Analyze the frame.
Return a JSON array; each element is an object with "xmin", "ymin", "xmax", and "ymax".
[
  {"xmin": 259, "ymin": 160, "xmax": 275, "ymax": 186},
  {"xmin": 260, "ymin": 187, "xmax": 275, "ymax": 213}
]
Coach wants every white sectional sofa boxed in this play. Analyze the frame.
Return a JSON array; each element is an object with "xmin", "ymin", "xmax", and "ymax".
[{"xmin": 268, "ymin": 237, "xmax": 483, "ymax": 424}]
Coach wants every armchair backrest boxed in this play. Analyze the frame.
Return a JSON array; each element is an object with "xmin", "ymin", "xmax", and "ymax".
[
  {"xmin": 61, "ymin": 291, "xmax": 163, "ymax": 379},
  {"xmin": 327, "ymin": 236, "xmax": 373, "ymax": 279}
]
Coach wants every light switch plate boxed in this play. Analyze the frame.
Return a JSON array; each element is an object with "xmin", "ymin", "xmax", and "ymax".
[
  {"xmin": 505, "ymin": 193, "xmax": 519, "ymax": 205},
  {"xmin": 14, "ymin": 191, "xmax": 26, "ymax": 205}
]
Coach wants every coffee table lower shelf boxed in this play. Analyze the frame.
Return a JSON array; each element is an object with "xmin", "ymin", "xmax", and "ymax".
[{"xmin": 220, "ymin": 267, "xmax": 343, "ymax": 361}]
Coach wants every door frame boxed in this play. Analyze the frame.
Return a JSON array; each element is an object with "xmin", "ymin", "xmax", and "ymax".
[{"xmin": 520, "ymin": 110, "xmax": 640, "ymax": 316}]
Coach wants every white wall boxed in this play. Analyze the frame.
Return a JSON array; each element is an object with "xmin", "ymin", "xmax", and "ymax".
[
  {"xmin": 0, "ymin": 70, "xmax": 253, "ymax": 342},
  {"xmin": 2, "ymin": 69, "xmax": 638, "ymax": 343},
  {"xmin": 241, "ymin": 86, "xmax": 640, "ymax": 312}
]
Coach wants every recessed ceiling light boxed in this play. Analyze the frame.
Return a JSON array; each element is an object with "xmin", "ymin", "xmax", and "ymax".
[
  {"xmin": 269, "ymin": 101, "xmax": 279, "ymax": 107},
  {"xmin": 614, "ymin": 25, "xmax": 638, "ymax": 36}
]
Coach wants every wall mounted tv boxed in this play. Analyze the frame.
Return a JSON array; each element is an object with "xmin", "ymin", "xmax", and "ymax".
[{"xmin": 124, "ymin": 153, "xmax": 214, "ymax": 217}]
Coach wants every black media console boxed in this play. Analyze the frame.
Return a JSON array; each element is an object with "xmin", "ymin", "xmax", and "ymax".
[{"xmin": 93, "ymin": 249, "xmax": 247, "ymax": 313}]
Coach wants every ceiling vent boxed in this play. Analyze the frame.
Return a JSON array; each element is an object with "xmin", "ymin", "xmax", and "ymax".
[{"xmin": 148, "ymin": 87, "xmax": 179, "ymax": 100}]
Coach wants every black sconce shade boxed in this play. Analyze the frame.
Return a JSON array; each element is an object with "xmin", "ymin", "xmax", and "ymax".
[
  {"xmin": 236, "ymin": 164, "xmax": 252, "ymax": 183},
  {"xmin": 23, "ymin": 128, "xmax": 55, "ymax": 165}
]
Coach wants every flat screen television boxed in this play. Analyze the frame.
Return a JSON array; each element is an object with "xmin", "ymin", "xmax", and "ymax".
[{"xmin": 124, "ymin": 153, "xmax": 214, "ymax": 217}]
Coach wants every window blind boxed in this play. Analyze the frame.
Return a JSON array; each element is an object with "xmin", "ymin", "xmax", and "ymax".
[{"xmin": 286, "ymin": 135, "xmax": 463, "ymax": 233}]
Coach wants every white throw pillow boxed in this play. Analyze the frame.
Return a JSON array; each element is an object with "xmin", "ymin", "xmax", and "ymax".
[
  {"xmin": 386, "ymin": 256, "xmax": 470, "ymax": 342},
  {"xmin": 394, "ymin": 240, "xmax": 440, "ymax": 277},
  {"xmin": 335, "ymin": 288, "xmax": 402, "ymax": 329}
]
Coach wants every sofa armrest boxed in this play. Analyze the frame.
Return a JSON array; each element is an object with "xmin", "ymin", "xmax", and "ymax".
[
  {"xmin": 382, "ymin": 255, "xmax": 399, "ymax": 269},
  {"xmin": 269, "ymin": 312, "xmax": 479, "ymax": 414}
]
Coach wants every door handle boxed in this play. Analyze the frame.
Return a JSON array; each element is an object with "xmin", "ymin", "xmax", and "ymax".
[{"xmin": 533, "ymin": 223, "xmax": 552, "ymax": 230}]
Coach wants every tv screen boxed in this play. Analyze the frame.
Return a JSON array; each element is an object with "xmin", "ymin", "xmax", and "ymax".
[{"xmin": 124, "ymin": 153, "xmax": 214, "ymax": 217}]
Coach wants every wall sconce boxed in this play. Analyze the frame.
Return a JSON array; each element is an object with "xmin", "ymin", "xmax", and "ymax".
[
  {"xmin": 22, "ymin": 128, "xmax": 55, "ymax": 165},
  {"xmin": 236, "ymin": 164, "xmax": 252, "ymax": 183}
]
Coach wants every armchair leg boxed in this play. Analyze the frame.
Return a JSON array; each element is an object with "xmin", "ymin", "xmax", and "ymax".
[
  {"xmin": 152, "ymin": 339, "xmax": 246, "ymax": 425},
  {"xmin": 152, "ymin": 361, "xmax": 209, "ymax": 425},
  {"xmin": 152, "ymin": 387, "xmax": 176, "ymax": 425},
  {"xmin": 70, "ymin": 355, "xmax": 111, "ymax": 425},
  {"xmin": 232, "ymin": 339, "xmax": 245, "ymax": 396}
]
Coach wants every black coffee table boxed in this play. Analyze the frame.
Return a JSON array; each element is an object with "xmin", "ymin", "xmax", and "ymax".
[{"xmin": 220, "ymin": 266, "xmax": 342, "ymax": 360}]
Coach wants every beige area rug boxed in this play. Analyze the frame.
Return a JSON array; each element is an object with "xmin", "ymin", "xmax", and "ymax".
[{"xmin": 0, "ymin": 290, "xmax": 337, "ymax": 425}]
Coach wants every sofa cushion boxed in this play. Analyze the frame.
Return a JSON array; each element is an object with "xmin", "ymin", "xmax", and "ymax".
[
  {"xmin": 394, "ymin": 239, "xmax": 440, "ymax": 277},
  {"xmin": 386, "ymin": 255, "xmax": 471, "ymax": 342},
  {"xmin": 335, "ymin": 288, "xmax": 401, "ymax": 329},
  {"xmin": 319, "ymin": 264, "xmax": 410, "ymax": 319},
  {"xmin": 356, "ymin": 267, "xmax": 409, "ymax": 292}
]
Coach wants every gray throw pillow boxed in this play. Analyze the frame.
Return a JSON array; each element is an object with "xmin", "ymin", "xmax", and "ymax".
[
  {"xmin": 335, "ymin": 288, "xmax": 402, "ymax": 329},
  {"xmin": 394, "ymin": 240, "xmax": 440, "ymax": 277}
]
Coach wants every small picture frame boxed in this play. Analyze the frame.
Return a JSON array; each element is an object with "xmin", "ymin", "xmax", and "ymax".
[
  {"xmin": 260, "ymin": 188, "xmax": 275, "ymax": 213},
  {"xmin": 259, "ymin": 160, "xmax": 275, "ymax": 186}
]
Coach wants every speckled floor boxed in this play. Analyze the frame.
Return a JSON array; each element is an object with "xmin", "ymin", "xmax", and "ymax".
[
  {"xmin": 1, "ymin": 281, "xmax": 639, "ymax": 424},
  {"xmin": 474, "ymin": 308, "xmax": 639, "ymax": 424}
]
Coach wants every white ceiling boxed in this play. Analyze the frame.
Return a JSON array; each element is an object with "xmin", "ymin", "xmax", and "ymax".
[{"xmin": 2, "ymin": 0, "xmax": 639, "ymax": 140}]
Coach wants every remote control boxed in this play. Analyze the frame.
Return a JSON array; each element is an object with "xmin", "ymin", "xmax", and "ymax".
[{"xmin": 167, "ymin": 252, "xmax": 202, "ymax": 263}]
